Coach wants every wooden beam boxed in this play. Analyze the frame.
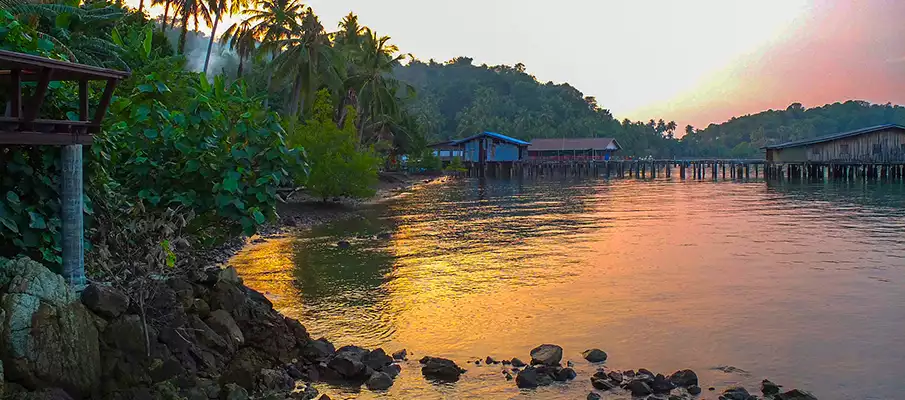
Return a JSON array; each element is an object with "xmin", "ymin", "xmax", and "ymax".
[
  {"xmin": 78, "ymin": 79, "xmax": 88, "ymax": 121},
  {"xmin": 9, "ymin": 69, "xmax": 20, "ymax": 117},
  {"xmin": 0, "ymin": 131, "xmax": 93, "ymax": 145},
  {"xmin": 22, "ymin": 67, "xmax": 52, "ymax": 123},
  {"xmin": 93, "ymin": 78, "xmax": 117, "ymax": 124}
]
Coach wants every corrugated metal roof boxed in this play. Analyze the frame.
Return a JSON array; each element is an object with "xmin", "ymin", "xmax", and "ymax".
[
  {"xmin": 451, "ymin": 131, "xmax": 530, "ymax": 146},
  {"xmin": 763, "ymin": 124, "xmax": 905, "ymax": 149},
  {"xmin": 528, "ymin": 138, "xmax": 620, "ymax": 151}
]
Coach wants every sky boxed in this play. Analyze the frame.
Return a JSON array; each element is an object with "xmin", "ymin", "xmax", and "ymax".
[{"xmin": 134, "ymin": 0, "xmax": 905, "ymax": 129}]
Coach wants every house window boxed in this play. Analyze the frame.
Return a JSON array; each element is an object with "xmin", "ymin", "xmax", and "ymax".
[{"xmin": 873, "ymin": 144, "xmax": 882, "ymax": 155}]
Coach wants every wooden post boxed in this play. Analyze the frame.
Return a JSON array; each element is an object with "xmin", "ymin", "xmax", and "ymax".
[{"xmin": 61, "ymin": 145, "xmax": 85, "ymax": 291}]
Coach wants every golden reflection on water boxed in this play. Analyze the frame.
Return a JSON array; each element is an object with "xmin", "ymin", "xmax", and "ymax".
[{"xmin": 231, "ymin": 179, "xmax": 905, "ymax": 400}]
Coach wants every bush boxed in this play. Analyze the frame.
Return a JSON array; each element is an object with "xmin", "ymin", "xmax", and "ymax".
[
  {"xmin": 444, "ymin": 156, "xmax": 466, "ymax": 173},
  {"xmin": 409, "ymin": 149, "xmax": 442, "ymax": 172},
  {"xmin": 286, "ymin": 90, "xmax": 379, "ymax": 201}
]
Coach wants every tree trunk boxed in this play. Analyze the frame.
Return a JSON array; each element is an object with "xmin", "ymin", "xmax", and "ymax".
[
  {"xmin": 161, "ymin": 0, "xmax": 170, "ymax": 31},
  {"xmin": 138, "ymin": 0, "xmax": 144, "ymax": 13},
  {"xmin": 236, "ymin": 54, "xmax": 244, "ymax": 77},
  {"xmin": 178, "ymin": 8, "xmax": 190, "ymax": 54},
  {"xmin": 287, "ymin": 73, "xmax": 302, "ymax": 116},
  {"xmin": 203, "ymin": 14, "xmax": 220, "ymax": 74}
]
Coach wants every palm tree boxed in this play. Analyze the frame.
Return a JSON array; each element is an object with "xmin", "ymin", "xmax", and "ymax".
[
  {"xmin": 270, "ymin": 8, "xmax": 340, "ymax": 116},
  {"xmin": 203, "ymin": 0, "xmax": 248, "ymax": 74},
  {"xmin": 334, "ymin": 12, "xmax": 364, "ymax": 52},
  {"xmin": 220, "ymin": 20, "xmax": 255, "ymax": 77},
  {"xmin": 152, "ymin": 0, "xmax": 172, "ymax": 32},
  {"xmin": 240, "ymin": 0, "xmax": 305, "ymax": 107},
  {"xmin": 173, "ymin": 0, "xmax": 212, "ymax": 54}
]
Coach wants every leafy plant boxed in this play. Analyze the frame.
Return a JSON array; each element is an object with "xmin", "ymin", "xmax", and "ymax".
[{"xmin": 444, "ymin": 156, "xmax": 466, "ymax": 173}]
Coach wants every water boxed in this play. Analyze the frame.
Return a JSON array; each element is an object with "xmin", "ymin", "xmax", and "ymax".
[{"xmin": 231, "ymin": 178, "xmax": 905, "ymax": 399}]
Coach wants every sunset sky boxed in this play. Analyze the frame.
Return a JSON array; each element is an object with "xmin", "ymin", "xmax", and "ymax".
[{"xmin": 135, "ymin": 0, "xmax": 905, "ymax": 129}]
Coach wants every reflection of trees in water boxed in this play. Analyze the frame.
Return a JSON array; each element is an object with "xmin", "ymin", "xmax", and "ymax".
[{"xmin": 766, "ymin": 180, "xmax": 905, "ymax": 211}]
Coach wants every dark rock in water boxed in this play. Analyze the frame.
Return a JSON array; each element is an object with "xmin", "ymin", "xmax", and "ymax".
[
  {"xmin": 636, "ymin": 368, "xmax": 655, "ymax": 382},
  {"xmin": 608, "ymin": 370, "xmax": 624, "ymax": 383},
  {"xmin": 669, "ymin": 369, "xmax": 699, "ymax": 387},
  {"xmin": 688, "ymin": 385, "xmax": 703, "ymax": 395},
  {"xmin": 591, "ymin": 376, "xmax": 616, "ymax": 390},
  {"xmin": 255, "ymin": 368, "xmax": 294, "ymax": 393},
  {"xmin": 626, "ymin": 380, "xmax": 653, "ymax": 396},
  {"xmin": 516, "ymin": 366, "xmax": 539, "ymax": 388},
  {"xmin": 761, "ymin": 379, "xmax": 781, "ymax": 396},
  {"xmin": 221, "ymin": 347, "xmax": 273, "ymax": 390},
  {"xmin": 651, "ymin": 374, "xmax": 677, "ymax": 394},
  {"xmin": 317, "ymin": 395, "xmax": 332, "ymax": 400},
  {"xmin": 502, "ymin": 359, "xmax": 511, "ymax": 365},
  {"xmin": 363, "ymin": 348, "xmax": 393, "ymax": 370},
  {"xmin": 377, "ymin": 232, "xmax": 393, "ymax": 240},
  {"xmin": 582, "ymin": 348, "xmax": 608, "ymax": 363},
  {"xmin": 392, "ymin": 349, "xmax": 407, "ymax": 360},
  {"xmin": 286, "ymin": 364, "xmax": 304, "ymax": 379},
  {"xmin": 775, "ymin": 389, "xmax": 818, "ymax": 400},
  {"xmin": 474, "ymin": 360, "xmax": 480, "ymax": 365},
  {"xmin": 504, "ymin": 371, "xmax": 513, "ymax": 380},
  {"xmin": 530, "ymin": 344, "xmax": 563, "ymax": 366},
  {"xmin": 420, "ymin": 357, "xmax": 464, "ymax": 382},
  {"xmin": 709, "ymin": 387, "xmax": 716, "ymax": 391},
  {"xmin": 588, "ymin": 392, "xmax": 602, "ymax": 400},
  {"xmin": 366, "ymin": 372, "xmax": 394, "ymax": 390},
  {"xmin": 304, "ymin": 338, "xmax": 336, "ymax": 360},
  {"xmin": 294, "ymin": 383, "xmax": 320, "ymax": 400},
  {"xmin": 554, "ymin": 367, "xmax": 577, "ymax": 381},
  {"xmin": 328, "ymin": 346, "xmax": 369, "ymax": 378},
  {"xmin": 337, "ymin": 241, "xmax": 351, "ymax": 249},
  {"xmin": 81, "ymin": 283, "xmax": 130, "ymax": 319},
  {"xmin": 486, "ymin": 356, "xmax": 498, "ymax": 364},
  {"xmin": 384, "ymin": 363, "xmax": 402, "ymax": 379},
  {"xmin": 510, "ymin": 358, "xmax": 527, "ymax": 368},
  {"xmin": 206, "ymin": 309, "xmax": 244, "ymax": 347},
  {"xmin": 721, "ymin": 387, "xmax": 752, "ymax": 400}
]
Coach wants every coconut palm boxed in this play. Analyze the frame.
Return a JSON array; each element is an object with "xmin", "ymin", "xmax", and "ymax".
[
  {"xmin": 152, "ymin": 0, "xmax": 172, "ymax": 32},
  {"xmin": 219, "ymin": 19, "xmax": 255, "ymax": 77},
  {"xmin": 240, "ymin": 0, "xmax": 304, "ymax": 107},
  {"xmin": 173, "ymin": 0, "xmax": 212, "ymax": 54},
  {"xmin": 202, "ymin": 0, "xmax": 248, "ymax": 74}
]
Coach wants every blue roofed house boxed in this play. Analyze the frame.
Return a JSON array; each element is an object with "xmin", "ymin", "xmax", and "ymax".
[{"xmin": 452, "ymin": 131, "xmax": 530, "ymax": 163}]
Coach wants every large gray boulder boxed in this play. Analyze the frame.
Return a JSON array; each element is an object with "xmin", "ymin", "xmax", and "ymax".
[
  {"xmin": 0, "ymin": 257, "xmax": 101, "ymax": 397},
  {"xmin": 80, "ymin": 284, "xmax": 129, "ymax": 319},
  {"xmin": 529, "ymin": 344, "xmax": 563, "ymax": 366},
  {"xmin": 205, "ymin": 310, "xmax": 244, "ymax": 348}
]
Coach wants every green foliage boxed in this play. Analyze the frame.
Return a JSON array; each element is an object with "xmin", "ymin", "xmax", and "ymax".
[
  {"xmin": 287, "ymin": 90, "xmax": 379, "ymax": 201},
  {"xmin": 408, "ymin": 148, "xmax": 441, "ymax": 172},
  {"xmin": 96, "ymin": 68, "xmax": 306, "ymax": 238},
  {"xmin": 0, "ymin": 9, "xmax": 58, "ymax": 57},
  {"xmin": 444, "ymin": 156, "xmax": 466, "ymax": 173}
]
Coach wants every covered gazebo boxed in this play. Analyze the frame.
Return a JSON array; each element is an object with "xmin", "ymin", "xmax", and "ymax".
[{"xmin": 0, "ymin": 49, "xmax": 130, "ymax": 289}]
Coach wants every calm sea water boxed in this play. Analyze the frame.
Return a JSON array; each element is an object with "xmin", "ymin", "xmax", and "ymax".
[{"xmin": 231, "ymin": 177, "xmax": 905, "ymax": 400}]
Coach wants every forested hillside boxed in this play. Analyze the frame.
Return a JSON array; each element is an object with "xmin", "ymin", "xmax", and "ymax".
[
  {"xmin": 682, "ymin": 101, "xmax": 905, "ymax": 157},
  {"xmin": 395, "ymin": 58, "xmax": 680, "ymax": 157}
]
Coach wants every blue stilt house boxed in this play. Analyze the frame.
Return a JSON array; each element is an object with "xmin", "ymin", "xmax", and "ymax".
[{"xmin": 452, "ymin": 131, "xmax": 530, "ymax": 163}]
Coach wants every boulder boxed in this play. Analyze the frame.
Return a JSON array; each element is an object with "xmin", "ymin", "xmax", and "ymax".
[
  {"xmin": 607, "ymin": 370, "xmax": 623, "ymax": 383},
  {"xmin": 80, "ymin": 283, "xmax": 129, "ymax": 319},
  {"xmin": 510, "ymin": 358, "xmax": 526, "ymax": 368},
  {"xmin": 222, "ymin": 383, "xmax": 249, "ymax": 400},
  {"xmin": 529, "ymin": 344, "xmax": 563, "ymax": 366},
  {"xmin": 721, "ymin": 387, "xmax": 752, "ymax": 400},
  {"xmin": 208, "ymin": 281, "xmax": 246, "ymax": 314},
  {"xmin": 515, "ymin": 366, "xmax": 539, "ymax": 388},
  {"xmin": 0, "ymin": 258, "xmax": 100, "ymax": 397},
  {"xmin": 581, "ymin": 348, "xmax": 608, "ymax": 363},
  {"xmin": 6, "ymin": 388, "xmax": 74, "ymax": 400},
  {"xmin": 420, "ymin": 357, "xmax": 464, "ymax": 382},
  {"xmin": 669, "ymin": 369, "xmax": 698, "ymax": 387},
  {"xmin": 391, "ymin": 349, "xmax": 407, "ymax": 360},
  {"xmin": 651, "ymin": 373, "xmax": 676, "ymax": 394},
  {"xmin": 191, "ymin": 299, "xmax": 211, "ymax": 319},
  {"xmin": 761, "ymin": 379, "xmax": 781, "ymax": 396},
  {"xmin": 218, "ymin": 267, "xmax": 242, "ymax": 285},
  {"xmin": 336, "ymin": 241, "xmax": 351, "ymax": 249},
  {"xmin": 206, "ymin": 310, "xmax": 244, "ymax": 347},
  {"xmin": 590, "ymin": 376, "xmax": 616, "ymax": 390},
  {"xmin": 383, "ymin": 364, "xmax": 401, "ymax": 379},
  {"xmin": 168, "ymin": 278, "xmax": 195, "ymax": 308},
  {"xmin": 365, "ymin": 372, "xmax": 393, "ymax": 390},
  {"xmin": 688, "ymin": 385, "xmax": 702, "ymax": 395},
  {"xmin": 221, "ymin": 347, "xmax": 274, "ymax": 390},
  {"xmin": 255, "ymin": 368, "xmax": 293, "ymax": 393},
  {"xmin": 776, "ymin": 389, "xmax": 818, "ymax": 400},
  {"xmin": 362, "ymin": 348, "xmax": 393, "ymax": 371},
  {"xmin": 303, "ymin": 339, "xmax": 335, "ymax": 361},
  {"xmin": 327, "ymin": 347, "xmax": 369, "ymax": 379},
  {"xmin": 626, "ymin": 380, "xmax": 653, "ymax": 396},
  {"xmin": 554, "ymin": 367, "xmax": 576, "ymax": 381},
  {"xmin": 587, "ymin": 393, "xmax": 601, "ymax": 400},
  {"xmin": 245, "ymin": 288, "xmax": 273, "ymax": 310}
]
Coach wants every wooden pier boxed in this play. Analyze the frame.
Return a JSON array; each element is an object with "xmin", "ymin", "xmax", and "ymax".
[{"xmin": 465, "ymin": 159, "xmax": 768, "ymax": 180}]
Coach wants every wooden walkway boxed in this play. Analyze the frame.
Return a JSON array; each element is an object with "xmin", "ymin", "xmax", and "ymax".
[{"xmin": 466, "ymin": 159, "xmax": 767, "ymax": 180}]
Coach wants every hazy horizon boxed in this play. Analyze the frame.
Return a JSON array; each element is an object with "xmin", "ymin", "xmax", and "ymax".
[{"xmin": 132, "ymin": 0, "xmax": 905, "ymax": 130}]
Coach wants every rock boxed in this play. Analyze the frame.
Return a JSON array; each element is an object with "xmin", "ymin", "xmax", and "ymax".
[
  {"xmin": 0, "ymin": 258, "xmax": 100, "ymax": 397},
  {"xmin": 366, "ymin": 372, "xmax": 393, "ymax": 390},
  {"xmin": 608, "ymin": 370, "xmax": 623, "ymax": 383},
  {"xmin": 206, "ymin": 310, "xmax": 245, "ymax": 347},
  {"xmin": 669, "ymin": 369, "xmax": 699, "ymax": 387},
  {"xmin": 383, "ymin": 364, "xmax": 401, "ymax": 379},
  {"xmin": 80, "ymin": 283, "xmax": 129, "ymax": 319},
  {"xmin": 218, "ymin": 266, "xmax": 242, "ymax": 285},
  {"xmin": 168, "ymin": 278, "xmax": 195, "ymax": 308},
  {"xmin": 591, "ymin": 376, "xmax": 616, "ymax": 390},
  {"xmin": 7, "ymin": 388, "xmax": 74, "ymax": 400},
  {"xmin": 191, "ymin": 298, "xmax": 211, "ymax": 318},
  {"xmin": 286, "ymin": 364, "xmax": 304, "ymax": 380},
  {"xmin": 529, "ymin": 344, "xmax": 563, "ymax": 366},
  {"xmin": 363, "ymin": 348, "xmax": 393, "ymax": 371},
  {"xmin": 485, "ymin": 356, "xmax": 497, "ymax": 364},
  {"xmin": 255, "ymin": 368, "xmax": 293, "ymax": 393},
  {"xmin": 190, "ymin": 314, "xmax": 229, "ymax": 350},
  {"xmin": 515, "ymin": 366, "xmax": 539, "ymax": 388},
  {"xmin": 222, "ymin": 383, "xmax": 249, "ymax": 400},
  {"xmin": 761, "ymin": 379, "xmax": 781, "ymax": 396},
  {"xmin": 721, "ymin": 387, "xmax": 751, "ymax": 400},
  {"xmin": 651, "ymin": 374, "xmax": 677, "ymax": 394},
  {"xmin": 245, "ymin": 287, "xmax": 273, "ymax": 309},
  {"xmin": 637, "ymin": 368, "xmax": 655, "ymax": 382},
  {"xmin": 291, "ymin": 383, "xmax": 319, "ymax": 400},
  {"xmin": 474, "ymin": 360, "xmax": 480, "ymax": 365},
  {"xmin": 337, "ymin": 241, "xmax": 351, "ymax": 249},
  {"xmin": 554, "ymin": 367, "xmax": 576, "ymax": 381},
  {"xmin": 377, "ymin": 232, "xmax": 392, "ymax": 240},
  {"xmin": 688, "ymin": 385, "xmax": 702, "ymax": 395},
  {"xmin": 510, "ymin": 358, "xmax": 526, "ymax": 368},
  {"xmin": 420, "ymin": 357, "xmax": 464, "ymax": 382},
  {"xmin": 582, "ymin": 348, "xmax": 608, "ymax": 363},
  {"xmin": 221, "ymin": 347, "xmax": 274, "ymax": 390},
  {"xmin": 327, "ymin": 352, "xmax": 366, "ymax": 379},
  {"xmin": 588, "ymin": 392, "xmax": 602, "ymax": 400},
  {"xmin": 775, "ymin": 389, "xmax": 818, "ymax": 400},
  {"xmin": 208, "ymin": 281, "xmax": 246, "ymax": 314},
  {"xmin": 149, "ymin": 358, "xmax": 185, "ymax": 383},
  {"xmin": 303, "ymin": 339, "xmax": 335, "ymax": 361},
  {"xmin": 626, "ymin": 380, "xmax": 653, "ymax": 396},
  {"xmin": 391, "ymin": 349, "xmax": 407, "ymax": 360}
]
